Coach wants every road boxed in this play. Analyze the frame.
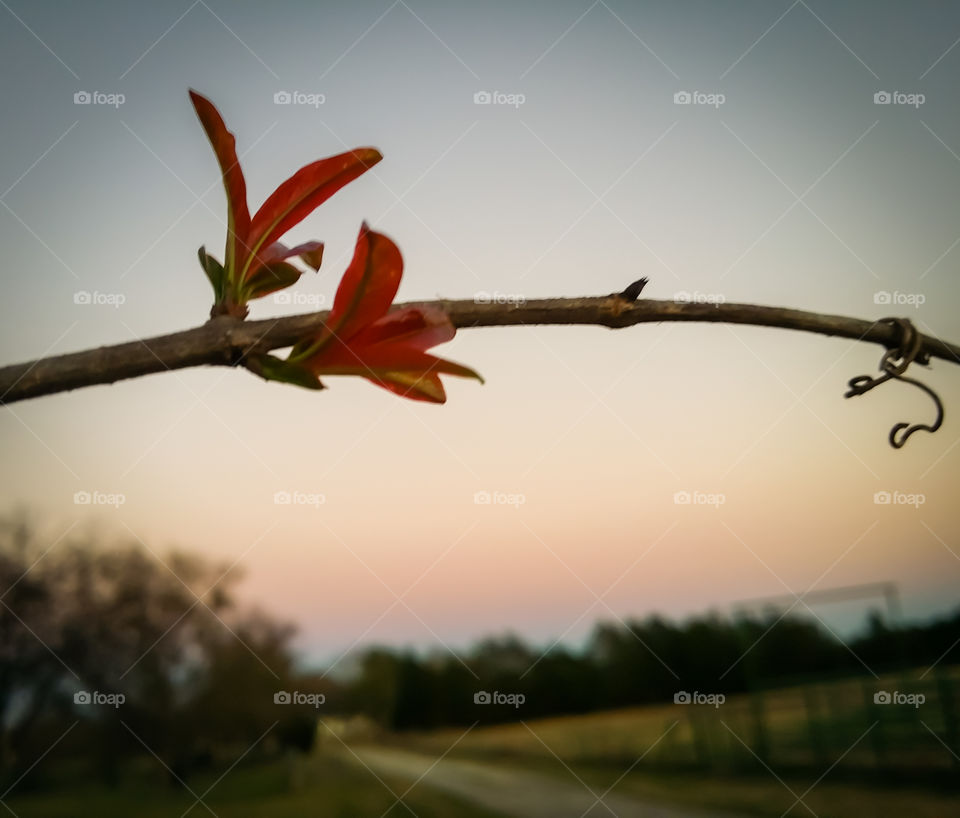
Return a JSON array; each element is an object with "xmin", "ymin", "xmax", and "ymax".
[{"xmin": 348, "ymin": 747, "xmax": 750, "ymax": 818}]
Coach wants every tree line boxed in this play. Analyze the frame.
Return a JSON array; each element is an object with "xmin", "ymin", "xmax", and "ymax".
[
  {"xmin": 345, "ymin": 604, "xmax": 958, "ymax": 730},
  {"xmin": 0, "ymin": 513, "xmax": 955, "ymax": 789}
]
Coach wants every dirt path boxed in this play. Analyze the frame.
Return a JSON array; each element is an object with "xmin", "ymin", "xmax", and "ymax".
[{"xmin": 348, "ymin": 746, "xmax": 749, "ymax": 818}]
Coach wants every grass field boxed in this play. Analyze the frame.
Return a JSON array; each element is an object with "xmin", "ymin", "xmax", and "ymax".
[
  {"xmin": 410, "ymin": 667, "xmax": 955, "ymax": 770},
  {"xmin": 7, "ymin": 669, "xmax": 957, "ymax": 817},
  {"xmin": 442, "ymin": 757, "xmax": 960, "ymax": 818},
  {"xmin": 4, "ymin": 753, "xmax": 502, "ymax": 818},
  {"xmin": 389, "ymin": 667, "xmax": 960, "ymax": 817}
]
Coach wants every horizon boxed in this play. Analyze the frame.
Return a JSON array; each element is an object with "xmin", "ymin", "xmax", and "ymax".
[{"xmin": 2, "ymin": 0, "xmax": 959, "ymax": 680}]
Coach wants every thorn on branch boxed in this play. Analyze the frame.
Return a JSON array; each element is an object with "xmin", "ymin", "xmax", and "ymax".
[{"xmin": 617, "ymin": 277, "xmax": 649, "ymax": 301}]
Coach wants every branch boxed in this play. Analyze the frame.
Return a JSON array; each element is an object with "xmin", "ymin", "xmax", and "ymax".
[{"xmin": 1, "ymin": 295, "xmax": 958, "ymax": 405}]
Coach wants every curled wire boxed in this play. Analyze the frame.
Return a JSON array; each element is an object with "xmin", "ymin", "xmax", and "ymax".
[{"xmin": 844, "ymin": 318, "xmax": 944, "ymax": 449}]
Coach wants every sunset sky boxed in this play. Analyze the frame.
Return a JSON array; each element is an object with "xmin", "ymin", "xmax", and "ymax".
[{"xmin": 1, "ymin": 0, "xmax": 958, "ymax": 670}]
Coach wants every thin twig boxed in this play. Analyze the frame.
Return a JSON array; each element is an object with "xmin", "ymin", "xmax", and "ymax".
[{"xmin": 1, "ymin": 296, "xmax": 958, "ymax": 404}]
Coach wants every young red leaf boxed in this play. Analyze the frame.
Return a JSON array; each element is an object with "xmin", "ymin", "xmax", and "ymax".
[
  {"xmin": 368, "ymin": 371, "xmax": 448, "ymax": 403},
  {"xmin": 188, "ymin": 90, "xmax": 250, "ymax": 277},
  {"xmin": 329, "ymin": 222, "xmax": 402, "ymax": 336},
  {"xmin": 304, "ymin": 338, "xmax": 480, "ymax": 404},
  {"xmin": 250, "ymin": 241, "xmax": 325, "ymax": 276},
  {"xmin": 348, "ymin": 306, "xmax": 455, "ymax": 351},
  {"xmin": 290, "ymin": 227, "xmax": 482, "ymax": 403},
  {"xmin": 287, "ymin": 223, "xmax": 400, "ymax": 361},
  {"xmin": 243, "ymin": 149, "xmax": 382, "ymax": 281},
  {"xmin": 302, "ymin": 312, "xmax": 483, "ymax": 381},
  {"xmin": 296, "ymin": 244, "xmax": 324, "ymax": 272}
]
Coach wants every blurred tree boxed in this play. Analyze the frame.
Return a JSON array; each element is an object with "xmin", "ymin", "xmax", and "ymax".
[{"xmin": 0, "ymin": 513, "xmax": 298, "ymax": 787}]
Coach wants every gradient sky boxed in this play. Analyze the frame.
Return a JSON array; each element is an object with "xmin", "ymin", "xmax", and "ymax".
[{"xmin": 1, "ymin": 0, "xmax": 959, "ymax": 670}]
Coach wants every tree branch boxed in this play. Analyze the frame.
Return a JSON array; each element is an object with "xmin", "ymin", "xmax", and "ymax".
[{"xmin": 1, "ymin": 295, "xmax": 958, "ymax": 404}]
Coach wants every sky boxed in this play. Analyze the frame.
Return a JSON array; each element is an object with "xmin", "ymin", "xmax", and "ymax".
[{"xmin": 0, "ymin": 0, "xmax": 958, "ymax": 671}]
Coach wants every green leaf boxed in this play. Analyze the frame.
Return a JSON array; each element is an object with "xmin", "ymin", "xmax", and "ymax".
[
  {"xmin": 198, "ymin": 246, "xmax": 226, "ymax": 301},
  {"xmin": 244, "ymin": 261, "xmax": 304, "ymax": 300},
  {"xmin": 248, "ymin": 354, "xmax": 324, "ymax": 390}
]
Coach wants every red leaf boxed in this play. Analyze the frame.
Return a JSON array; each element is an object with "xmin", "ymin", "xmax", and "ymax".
[
  {"xmin": 303, "ymin": 334, "xmax": 476, "ymax": 377},
  {"xmin": 189, "ymin": 90, "xmax": 250, "ymax": 275},
  {"xmin": 349, "ymin": 306, "xmax": 455, "ymax": 351},
  {"xmin": 304, "ymin": 341, "xmax": 461, "ymax": 403},
  {"xmin": 326, "ymin": 223, "xmax": 402, "ymax": 341},
  {"xmin": 244, "ymin": 149, "xmax": 382, "ymax": 280},
  {"xmin": 250, "ymin": 240, "xmax": 325, "ymax": 277},
  {"xmin": 367, "ymin": 372, "xmax": 449, "ymax": 403},
  {"xmin": 287, "ymin": 224, "xmax": 482, "ymax": 403},
  {"xmin": 301, "ymin": 305, "xmax": 483, "ymax": 404},
  {"xmin": 296, "ymin": 244, "xmax": 325, "ymax": 272}
]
